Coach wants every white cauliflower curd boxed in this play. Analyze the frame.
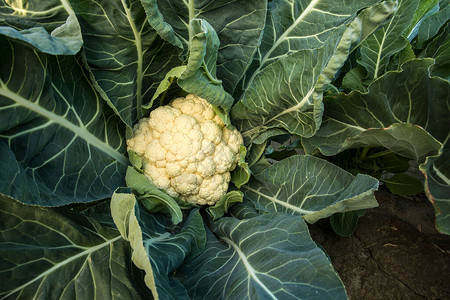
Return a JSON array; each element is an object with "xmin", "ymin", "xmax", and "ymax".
[{"xmin": 127, "ymin": 94, "xmax": 243, "ymax": 205}]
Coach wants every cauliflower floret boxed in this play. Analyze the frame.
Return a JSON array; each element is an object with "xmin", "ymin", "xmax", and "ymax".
[{"xmin": 127, "ymin": 94, "xmax": 243, "ymax": 205}]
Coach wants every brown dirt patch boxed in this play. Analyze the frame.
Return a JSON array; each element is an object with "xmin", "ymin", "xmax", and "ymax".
[{"xmin": 309, "ymin": 186, "xmax": 450, "ymax": 299}]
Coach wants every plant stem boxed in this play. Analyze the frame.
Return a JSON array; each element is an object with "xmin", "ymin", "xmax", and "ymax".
[
  {"xmin": 365, "ymin": 149, "xmax": 393, "ymax": 160},
  {"xmin": 360, "ymin": 147, "xmax": 370, "ymax": 159},
  {"xmin": 188, "ymin": 0, "xmax": 194, "ymax": 44},
  {"xmin": 160, "ymin": 77, "xmax": 175, "ymax": 106}
]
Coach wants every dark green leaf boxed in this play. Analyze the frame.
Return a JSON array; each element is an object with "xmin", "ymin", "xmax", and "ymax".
[
  {"xmin": 341, "ymin": 66, "xmax": 369, "ymax": 93},
  {"xmin": 358, "ymin": 0, "xmax": 419, "ymax": 79},
  {"xmin": 0, "ymin": 40, "xmax": 127, "ymax": 206},
  {"xmin": 416, "ymin": 0, "xmax": 450, "ymax": 47},
  {"xmin": 69, "ymin": 0, "xmax": 182, "ymax": 127},
  {"xmin": 384, "ymin": 173, "xmax": 424, "ymax": 196},
  {"xmin": 0, "ymin": 194, "xmax": 150, "ymax": 299},
  {"xmin": 233, "ymin": 2, "xmax": 396, "ymax": 145},
  {"xmin": 178, "ymin": 213, "xmax": 347, "ymax": 299},
  {"xmin": 381, "ymin": 153, "xmax": 411, "ymax": 173},
  {"xmin": 404, "ymin": 0, "xmax": 439, "ymax": 39},
  {"xmin": 232, "ymin": 42, "xmax": 339, "ymax": 144},
  {"xmin": 231, "ymin": 145, "xmax": 251, "ymax": 189},
  {"xmin": 423, "ymin": 23, "xmax": 450, "ymax": 81},
  {"xmin": 330, "ymin": 210, "xmax": 366, "ymax": 237},
  {"xmin": 142, "ymin": 0, "xmax": 268, "ymax": 94},
  {"xmin": 243, "ymin": 0, "xmax": 382, "ymax": 87},
  {"xmin": 303, "ymin": 59, "xmax": 448, "ymax": 161}
]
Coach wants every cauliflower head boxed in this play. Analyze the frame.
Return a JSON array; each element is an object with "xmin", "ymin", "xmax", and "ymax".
[{"xmin": 127, "ymin": 94, "xmax": 243, "ymax": 205}]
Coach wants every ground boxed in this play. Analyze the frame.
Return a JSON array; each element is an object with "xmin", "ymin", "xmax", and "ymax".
[{"xmin": 309, "ymin": 186, "xmax": 450, "ymax": 299}]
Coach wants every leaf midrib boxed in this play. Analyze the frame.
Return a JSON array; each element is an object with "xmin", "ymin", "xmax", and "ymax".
[
  {"xmin": 221, "ymin": 237, "xmax": 277, "ymax": 300},
  {"xmin": 246, "ymin": 0, "xmax": 320, "ymax": 86},
  {"xmin": 243, "ymin": 186, "xmax": 314, "ymax": 214},
  {"xmin": 121, "ymin": 0, "xmax": 143, "ymax": 120},
  {"xmin": 2, "ymin": 235, "xmax": 122, "ymax": 299},
  {"xmin": 0, "ymin": 85, "xmax": 128, "ymax": 166}
]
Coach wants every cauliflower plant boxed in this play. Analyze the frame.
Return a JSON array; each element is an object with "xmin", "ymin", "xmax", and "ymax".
[{"xmin": 127, "ymin": 94, "xmax": 243, "ymax": 205}]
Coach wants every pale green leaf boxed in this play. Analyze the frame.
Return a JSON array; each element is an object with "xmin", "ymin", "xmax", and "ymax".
[
  {"xmin": 125, "ymin": 166, "xmax": 183, "ymax": 224},
  {"xmin": 0, "ymin": 1, "xmax": 82, "ymax": 55},
  {"xmin": 111, "ymin": 191, "xmax": 206, "ymax": 299},
  {"xmin": 177, "ymin": 19, "xmax": 234, "ymax": 113},
  {"xmin": 111, "ymin": 192, "xmax": 159, "ymax": 298}
]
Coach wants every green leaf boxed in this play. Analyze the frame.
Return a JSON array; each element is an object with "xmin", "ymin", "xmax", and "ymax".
[
  {"xmin": 147, "ymin": 66, "xmax": 186, "ymax": 108},
  {"xmin": 303, "ymin": 59, "xmax": 448, "ymax": 161},
  {"xmin": 243, "ymin": 0, "xmax": 382, "ymax": 88},
  {"xmin": 0, "ymin": 40, "xmax": 127, "ymax": 206},
  {"xmin": 141, "ymin": 0, "xmax": 268, "ymax": 94},
  {"xmin": 0, "ymin": 1, "xmax": 83, "ymax": 55},
  {"xmin": 110, "ymin": 192, "xmax": 159, "ymax": 298},
  {"xmin": 330, "ymin": 210, "xmax": 366, "ymax": 237},
  {"xmin": 111, "ymin": 191, "xmax": 206, "ymax": 299},
  {"xmin": 232, "ymin": 41, "xmax": 339, "ymax": 144},
  {"xmin": 358, "ymin": 0, "xmax": 419, "ymax": 79},
  {"xmin": 140, "ymin": 0, "xmax": 184, "ymax": 50},
  {"xmin": 423, "ymin": 23, "xmax": 450, "ymax": 81},
  {"xmin": 384, "ymin": 173, "xmax": 424, "ymax": 196},
  {"xmin": 231, "ymin": 145, "xmax": 251, "ymax": 189},
  {"xmin": 342, "ymin": 66, "xmax": 369, "ymax": 93},
  {"xmin": 304, "ymin": 123, "xmax": 442, "ymax": 162},
  {"xmin": 125, "ymin": 167, "xmax": 183, "ymax": 225},
  {"xmin": 0, "ymin": 194, "xmax": 150, "ymax": 299},
  {"xmin": 387, "ymin": 42, "xmax": 416, "ymax": 71},
  {"xmin": 68, "ymin": 0, "xmax": 182, "ymax": 127},
  {"xmin": 314, "ymin": 1, "xmax": 398, "ymax": 95},
  {"xmin": 178, "ymin": 213, "xmax": 347, "ymax": 299},
  {"xmin": 381, "ymin": 153, "xmax": 411, "ymax": 173},
  {"xmin": 248, "ymin": 141, "xmax": 267, "ymax": 169},
  {"xmin": 416, "ymin": 0, "xmax": 450, "ymax": 47},
  {"xmin": 233, "ymin": 2, "xmax": 397, "ymax": 145},
  {"xmin": 404, "ymin": 0, "xmax": 440, "ymax": 39},
  {"xmin": 207, "ymin": 190, "xmax": 244, "ymax": 220},
  {"xmin": 242, "ymin": 155, "xmax": 379, "ymax": 224},
  {"xmin": 177, "ymin": 19, "xmax": 234, "ymax": 113},
  {"xmin": 420, "ymin": 136, "xmax": 450, "ymax": 234}
]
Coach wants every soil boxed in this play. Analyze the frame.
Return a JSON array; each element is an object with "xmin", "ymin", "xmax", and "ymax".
[{"xmin": 308, "ymin": 186, "xmax": 450, "ymax": 300}]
